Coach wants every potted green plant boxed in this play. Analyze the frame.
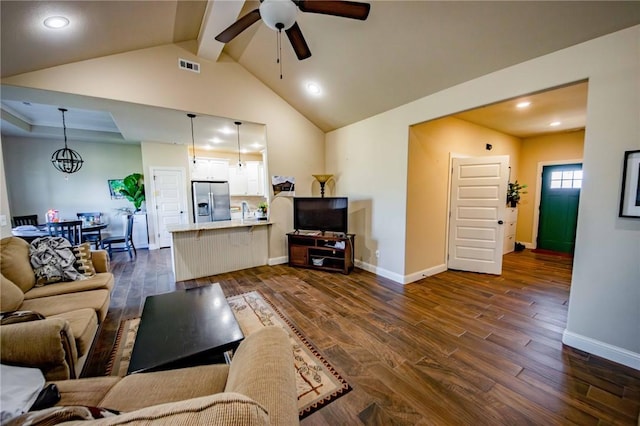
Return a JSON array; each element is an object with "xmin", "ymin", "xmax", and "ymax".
[
  {"xmin": 257, "ymin": 201, "xmax": 268, "ymax": 219},
  {"xmin": 119, "ymin": 173, "xmax": 145, "ymax": 212},
  {"xmin": 507, "ymin": 180, "xmax": 527, "ymax": 207}
]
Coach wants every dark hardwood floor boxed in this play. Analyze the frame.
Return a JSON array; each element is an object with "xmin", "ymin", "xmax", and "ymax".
[{"xmin": 84, "ymin": 248, "xmax": 640, "ymax": 425}]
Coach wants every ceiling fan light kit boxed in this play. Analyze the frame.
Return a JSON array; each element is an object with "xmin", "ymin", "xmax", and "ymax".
[{"xmin": 260, "ymin": 0, "xmax": 297, "ymax": 31}]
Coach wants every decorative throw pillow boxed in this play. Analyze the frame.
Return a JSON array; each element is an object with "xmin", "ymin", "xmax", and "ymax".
[
  {"xmin": 29, "ymin": 237, "xmax": 86, "ymax": 286},
  {"xmin": 0, "ymin": 310, "xmax": 45, "ymax": 326},
  {"xmin": 72, "ymin": 243, "xmax": 96, "ymax": 277},
  {"xmin": 5, "ymin": 405, "xmax": 119, "ymax": 426}
]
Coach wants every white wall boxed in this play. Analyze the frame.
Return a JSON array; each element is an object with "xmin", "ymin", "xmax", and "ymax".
[
  {"xmin": 3, "ymin": 136, "xmax": 142, "ymax": 235},
  {"xmin": 0, "ymin": 138, "xmax": 12, "ymax": 237},
  {"xmin": 327, "ymin": 26, "xmax": 640, "ymax": 369}
]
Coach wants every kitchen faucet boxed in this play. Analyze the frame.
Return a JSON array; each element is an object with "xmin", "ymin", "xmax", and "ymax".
[{"xmin": 241, "ymin": 201, "xmax": 249, "ymax": 220}]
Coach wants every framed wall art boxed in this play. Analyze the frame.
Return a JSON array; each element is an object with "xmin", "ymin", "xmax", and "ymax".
[
  {"xmin": 108, "ymin": 179, "xmax": 125, "ymax": 199},
  {"xmin": 272, "ymin": 176, "xmax": 295, "ymax": 197},
  {"xmin": 619, "ymin": 150, "xmax": 640, "ymax": 218}
]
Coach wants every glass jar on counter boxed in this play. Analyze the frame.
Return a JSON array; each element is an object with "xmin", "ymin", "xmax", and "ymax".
[{"xmin": 46, "ymin": 209, "xmax": 60, "ymax": 223}]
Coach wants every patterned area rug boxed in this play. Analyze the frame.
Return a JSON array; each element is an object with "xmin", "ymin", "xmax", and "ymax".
[{"xmin": 106, "ymin": 290, "xmax": 351, "ymax": 419}]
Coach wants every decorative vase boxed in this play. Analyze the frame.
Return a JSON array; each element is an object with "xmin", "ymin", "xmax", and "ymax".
[{"xmin": 510, "ymin": 200, "xmax": 517, "ymax": 208}]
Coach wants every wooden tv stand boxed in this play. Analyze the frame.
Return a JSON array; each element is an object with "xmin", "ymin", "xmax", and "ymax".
[{"xmin": 287, "ymin": 232, "xmax": 355, "ymax": 274}]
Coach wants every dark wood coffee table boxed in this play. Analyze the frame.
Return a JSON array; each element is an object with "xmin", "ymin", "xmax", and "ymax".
[{"xmin": 127, "ymin": 283, "xmax": 244, "ymax": 375}]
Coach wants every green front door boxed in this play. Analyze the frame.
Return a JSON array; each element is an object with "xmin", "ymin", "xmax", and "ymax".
[{"xmin": 537, "ymin": 164, "xmax": 582, "ymax": 254}]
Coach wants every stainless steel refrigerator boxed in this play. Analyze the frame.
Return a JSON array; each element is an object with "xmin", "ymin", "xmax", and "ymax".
[{"xmin": 192, "ymin": 180, "xmax": 231, "ymax": 223}]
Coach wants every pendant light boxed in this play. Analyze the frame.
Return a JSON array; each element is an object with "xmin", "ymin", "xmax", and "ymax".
[
  {"xmin": 51, "ymin": 108, "xmax": 83, "ymax": 174},
  {"xmin": 235, "ymin": 121, "xmax": 244, "ymax": 172},
  {"xmin": 187, "ymin": 113, "xmax": 196, "ymax": 164}
]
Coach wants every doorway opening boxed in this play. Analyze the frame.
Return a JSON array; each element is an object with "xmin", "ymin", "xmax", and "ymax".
[{"xmin": 406, "ymin": 81, "xmax": 587, "ymax": 279}]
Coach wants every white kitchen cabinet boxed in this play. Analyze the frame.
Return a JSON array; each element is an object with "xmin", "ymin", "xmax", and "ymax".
[
  {"xmin": 246, "ymin": 161, "xmax": 264, "ymax": 195},
  {"xmin": 229, "ymin": 161, "xmax": 264, "ymax": 196},
  {"xmin": 191, "ymin": 158, "xmax": 229, "ymax": 181},
  {"xmin": 503, "ymin": 207, "xmax": 518, "ymax": 254}
]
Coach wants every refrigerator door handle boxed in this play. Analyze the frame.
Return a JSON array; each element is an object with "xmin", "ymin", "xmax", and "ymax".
[{"xmin": 209, "ymin": 192, "xmax": 214, "ymax": 221}]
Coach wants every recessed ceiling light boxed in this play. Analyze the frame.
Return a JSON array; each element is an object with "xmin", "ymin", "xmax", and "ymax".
[
  {"xmin": 306, "ymin": 83, "xmax": 321, "ymax": 95},
  {"xmin": 516, "ymin": 101, "xmax": 531, "ymax": 109},
  {"xmin": 43, "ymin": 16, "xmax": 70, "ymax": 29},
  {"xmin": 549, "ymin": 121, "xmax": 562, "ymax": 127}
]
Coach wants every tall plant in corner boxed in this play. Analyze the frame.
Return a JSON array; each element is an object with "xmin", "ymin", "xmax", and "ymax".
[
  {"xmin": 120, "ymin": 173, "xmax": 145, "ymax": 212},
  {"xmin": 507, "ymin": 180, "xmax": 527, "ymax": 207}
]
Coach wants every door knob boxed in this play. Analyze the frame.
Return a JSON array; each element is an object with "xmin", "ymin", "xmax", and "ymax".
[{"xmin": 498, "ymin": 220, "xmax": 504, "ymax": 225}]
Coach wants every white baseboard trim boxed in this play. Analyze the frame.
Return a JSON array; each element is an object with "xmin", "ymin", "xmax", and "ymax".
[
  {"xmin": 562, "ymin": 330, "xmax": 640, "ymax": 371},
  {"xmin": 403, "ymin": 264, "xmax": 448, "ymax": 284},
  {"xmin": 268, "ymin": 256, "xmax": 288, "ymax": 266},
  {"xmin": 355, "ymin": 260, "xmax": 406, "ymax": 284},
  {"xmin": 148, "ymin": 243, "xmax": 159, "ymax": 250},
  {"xmin": 354, "ymin": 261, "xmax": 447, "ymax": 285}
]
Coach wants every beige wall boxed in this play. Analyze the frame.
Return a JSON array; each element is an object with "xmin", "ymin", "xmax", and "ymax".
[
  {"xmin": 327, "ymin": 26, "xmax": 640, "ymax": 368},
  {"xmin": 2, "ymin": 41, "xmax": 325, "ymax": 260},
  {"xmin": 406, "ymin": 117, "xmax": 521, "ymax": 277},
  {"xmin": 518, "ymin": 130, "xmax": 585, "ymax": 244},
  {"xmin": 326, "ymin": 115, "xmax": 410, "ymax": 282}
]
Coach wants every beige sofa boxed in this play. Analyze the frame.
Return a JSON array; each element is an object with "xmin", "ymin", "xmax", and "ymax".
[
  {"xmin": 24, "ymin": 326, "xmax": 298, "ymax": 425},
  {"xmin": 0, "ymin": 237, "xmax": 114, "ymax": 380}
]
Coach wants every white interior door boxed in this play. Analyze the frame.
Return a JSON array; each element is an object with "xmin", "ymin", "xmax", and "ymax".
[
  {"xmin": 448, "ymin": 155, "xmax": 509, "ymax": 275},
  {"xmin": 150, "ymin": 168, "xmax": 187, "ymax": 248}
]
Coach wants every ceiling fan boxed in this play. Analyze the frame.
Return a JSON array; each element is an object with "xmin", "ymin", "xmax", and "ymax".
[{"xmin": 215, "ymin": 0, "xmax": 371, "ymax": 61}]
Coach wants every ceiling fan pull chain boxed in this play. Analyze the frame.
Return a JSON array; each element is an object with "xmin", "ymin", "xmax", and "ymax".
[
  {"xmin": 277, "ymin": 28, "xmax": 284, "ymax": 79},
  {"xmin": 276, "ymin": 28, "xmax": 280, "ymax": 65}
]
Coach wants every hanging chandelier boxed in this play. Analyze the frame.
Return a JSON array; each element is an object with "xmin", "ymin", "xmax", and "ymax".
[
  {"xmin": 235, "ymin": 121, "xmax": 244, "ymax": 170},
  {"xmin": 51, "ymin": 108, "xmax": 83, "ymax": 174},
  {"xmin": 187, "ymin": 113, "xmax": 196, "ymax": 164}
]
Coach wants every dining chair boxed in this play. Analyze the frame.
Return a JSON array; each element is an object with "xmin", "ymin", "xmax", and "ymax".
[
  {"xmin": 12, "ymin": 215, "xmax": 38, "ymax": 227},
  {"xmin": 101, "ymin": 214, "xmax": 136, "ymax": 259},
  {"xmin": 47, "ymin": 221, "xmax": 83, "ymax": 245},
  {"xmin": 77, "ymin": 212, "xmax": 103, "ymax": 249}
]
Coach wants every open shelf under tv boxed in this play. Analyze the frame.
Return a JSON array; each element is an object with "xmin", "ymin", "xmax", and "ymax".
[{"xmin": 287, "ymin": 232, "xmax": 355, "ymax": 274}]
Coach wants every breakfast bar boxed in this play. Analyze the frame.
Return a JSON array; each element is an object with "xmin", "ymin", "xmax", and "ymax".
[{"xmin": 167, "ymin": 220, "xmax": 271, "ymax": 281}]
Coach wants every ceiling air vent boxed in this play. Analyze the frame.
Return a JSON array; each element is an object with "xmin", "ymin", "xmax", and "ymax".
[{"xmin": 178, "ymin": 58, "xmax": 200, "ymax": 73}]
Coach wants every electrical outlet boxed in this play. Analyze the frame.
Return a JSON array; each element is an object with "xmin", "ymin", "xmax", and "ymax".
[
  {"xmin": 375, "ymin": 249, "xmax": 380, "ymax": 258},
  {"xmin": 0, "ymin": 215, "xmax": 6, "ymax": 226}
]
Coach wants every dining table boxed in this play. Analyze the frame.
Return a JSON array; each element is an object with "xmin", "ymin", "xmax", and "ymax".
[{"xmin": 11, "ymin": 222, "xmax": 109, "ymax": 246}]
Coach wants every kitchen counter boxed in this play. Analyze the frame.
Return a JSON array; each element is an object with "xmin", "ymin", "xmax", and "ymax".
[
  {"xmin": 167, "ymin": 219, "xmax": 271, "ymax": 233},
  {"xmin": 167, "ymin": 220, "xmax": 272, "ymax": 281}
]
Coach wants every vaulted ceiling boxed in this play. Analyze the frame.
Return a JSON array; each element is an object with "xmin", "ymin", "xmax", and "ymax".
[{"xmin": 1, "ymin": 1, "xmax": 638, "ymax": 141}]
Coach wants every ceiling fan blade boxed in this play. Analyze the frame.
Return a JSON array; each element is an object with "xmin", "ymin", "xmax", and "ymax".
[
  {"xmin": 297, "ymin": 0, "xmax": 370, "ymax": 20},
  {"xmin": 285, "ymin": 22, "xmax": 312, "ymax": 60},
  {"xmin": 215, "ymin": 9, "xmax": 261, "ymax": 43}
]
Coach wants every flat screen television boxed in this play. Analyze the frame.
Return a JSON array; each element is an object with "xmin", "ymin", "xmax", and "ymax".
[{"xmin": 293, "ymin": 197, "xmax": 348, "ymax": 234}]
